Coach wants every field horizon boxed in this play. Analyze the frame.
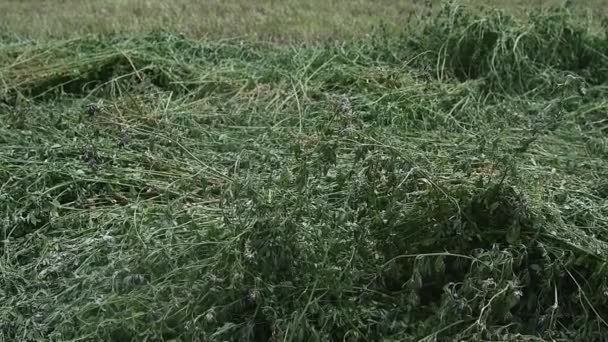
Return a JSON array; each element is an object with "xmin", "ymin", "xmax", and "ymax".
[{"xmin": 1, "ymin": 0, "xmax": 607, "ymax": 41}]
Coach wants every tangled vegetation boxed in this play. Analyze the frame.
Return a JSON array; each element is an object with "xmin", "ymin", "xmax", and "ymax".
[{"xmin": 1, "ymin": 2, "xmax": 608, "ymax": 341}]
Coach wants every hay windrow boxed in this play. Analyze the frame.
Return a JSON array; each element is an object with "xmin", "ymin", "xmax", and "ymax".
[{"xmin": 1, "ymin": 2, "xmax": 608, "ymax": 341}]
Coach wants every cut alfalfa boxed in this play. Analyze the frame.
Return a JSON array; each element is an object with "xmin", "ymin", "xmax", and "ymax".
[
  {"xmin": 1, "ymin": 3, "xmax": 608, "ymax": 340},
  {"xmin": 0, "ymin": 34, "xmax": 193, "ymax": 99},
  {"xmin": 404, "ymin": 2, "xmax": 608, "ymax": 94},
  {"xmin": 357, "ymin": 159, "xmax": 608, "ymax": 340}
]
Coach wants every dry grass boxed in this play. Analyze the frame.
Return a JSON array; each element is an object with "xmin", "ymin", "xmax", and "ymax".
[
  {"xmin": 0, "ymin": 0, "xmax": 419, "ymax": 41},
  {"xmin": 1, "ymin": 0, "xmax": 606, "ymax": 41}
]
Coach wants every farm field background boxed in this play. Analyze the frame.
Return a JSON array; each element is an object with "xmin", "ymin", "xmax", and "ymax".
[
  {"xmin": 3, "ymin": 0, "xmax": 608, "ymax": 41},
  {"xmin": 1, "ymin": 0, "xmax": 608, "ymax": 341}
]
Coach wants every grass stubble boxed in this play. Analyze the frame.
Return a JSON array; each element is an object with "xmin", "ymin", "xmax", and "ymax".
[{"xmin": 1, "ymin": 1, "xmax": 608, "ymax": 341}]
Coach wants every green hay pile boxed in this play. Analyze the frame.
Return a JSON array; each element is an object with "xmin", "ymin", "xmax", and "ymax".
[{"xmin": 1, "ymin": 2, "xmax": 608, "ymax": 341}]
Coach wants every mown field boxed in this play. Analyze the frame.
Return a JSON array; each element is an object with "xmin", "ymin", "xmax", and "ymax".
[
  {"xmin": 1, "ymin": 1, "xmax": 608, "ymax": 341},
  {"xmin": 2, "ymin": 0, "xmax": 608, "ymax": 41}
]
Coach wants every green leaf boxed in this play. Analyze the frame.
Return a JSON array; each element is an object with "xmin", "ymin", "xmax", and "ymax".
[{"xmin": 506, "ymin": 223, "xmax": 520, "ymax": 244}]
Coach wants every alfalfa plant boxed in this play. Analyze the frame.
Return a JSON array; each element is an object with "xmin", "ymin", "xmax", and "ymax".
[{"xmin": 406, "ymin": 1, "xmax": 608, "ymax": 95}]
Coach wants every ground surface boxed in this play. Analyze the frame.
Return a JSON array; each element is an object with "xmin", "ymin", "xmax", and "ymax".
[{"xmin": 1, "ymin": 1, "xmax": 608, "ymax": 341}]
